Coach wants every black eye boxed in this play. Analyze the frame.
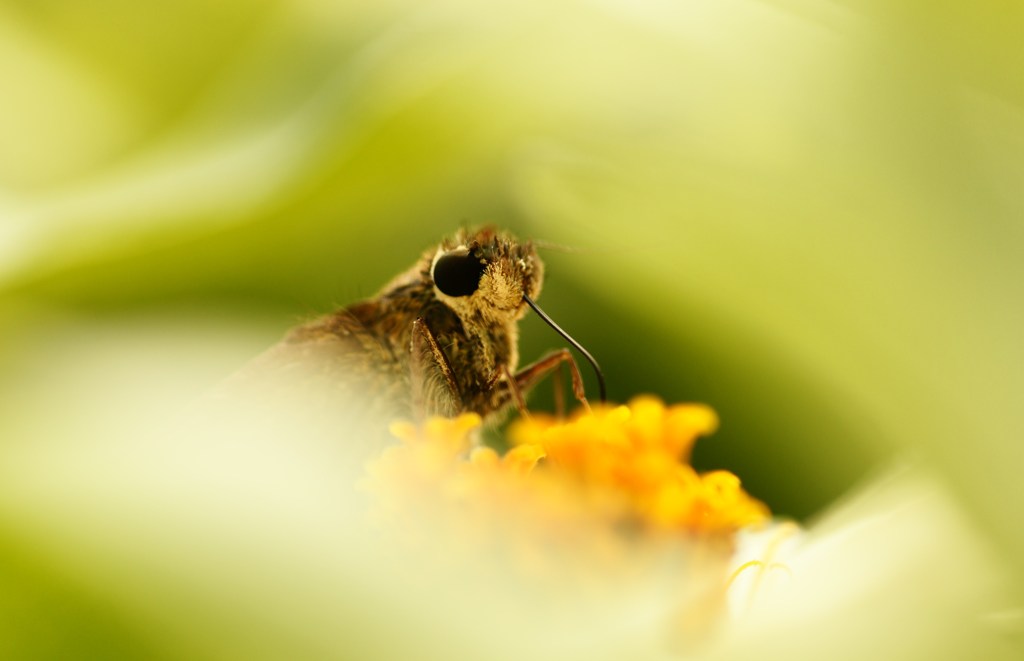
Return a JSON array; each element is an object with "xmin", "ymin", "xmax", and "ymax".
[{"xmin": 433, "ymin": 251, "xmax": 486, "ymax": 297}]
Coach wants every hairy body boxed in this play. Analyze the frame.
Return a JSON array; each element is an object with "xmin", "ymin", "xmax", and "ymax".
[{"xmin": 209, "ymin": 228, "xmax": 591, "ymax": 470}]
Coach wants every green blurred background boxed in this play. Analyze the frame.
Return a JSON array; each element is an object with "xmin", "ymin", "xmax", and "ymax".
[{"xmin": 2, "ymin": 0, "xmax": 1022, "ymax": 657}]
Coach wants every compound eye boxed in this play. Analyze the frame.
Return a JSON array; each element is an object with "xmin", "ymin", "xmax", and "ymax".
[{"xmin": 432, "ymin": 250, "xmax": 486, "ymax": 297}]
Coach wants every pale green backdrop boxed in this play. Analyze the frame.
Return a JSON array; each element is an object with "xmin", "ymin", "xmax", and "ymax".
[{"xmin": 2, "ymin": 1, "xmax": 1022, "ymax": 657}]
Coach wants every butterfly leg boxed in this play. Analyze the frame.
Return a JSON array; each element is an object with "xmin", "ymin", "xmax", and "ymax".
[
  {"xmin": 512, "ymin": 348, "xmax": 590, "ymax": 412},
  {"xmin": 552, "ymin": 361, "xmax": 567, "ymax": 418},
  {"xmin": 501, "ymin": 365, "xmax": 529, "ymax": 416},
  {"xmin": 410, "ymin": 317, "xmax": 461, "ymax": 419}
]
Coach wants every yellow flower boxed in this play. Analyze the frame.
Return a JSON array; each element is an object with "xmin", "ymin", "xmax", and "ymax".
[
  {"xmin": 364, "ymin": 397, "xmax": 770, "ymax": 575},
  {"xmin": 360, "ymin": 396, "xmax": 777, "ymax": 650},
  {"xmin": 507, "ymin": 396, "xmax": 769, "ymax": 539}
]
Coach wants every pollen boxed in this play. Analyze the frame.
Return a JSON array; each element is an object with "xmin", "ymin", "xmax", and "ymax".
[
  {"xmin": 506, "ymin": 396, "xmax": 769, "ymax": 537},
  {"xmin": 365, "ymin": 397, "xmax": 769, "ymax": 552}
]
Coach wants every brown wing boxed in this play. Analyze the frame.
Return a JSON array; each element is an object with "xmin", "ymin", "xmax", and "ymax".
[{"xmin": 198, "ymin": 309, "xmax": 410, "ymax": 473}]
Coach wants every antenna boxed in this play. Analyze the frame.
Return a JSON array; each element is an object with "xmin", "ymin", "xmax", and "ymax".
[{"xmin": 523, "ymin": 295, "xmax": 607, "ymax": 402}]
